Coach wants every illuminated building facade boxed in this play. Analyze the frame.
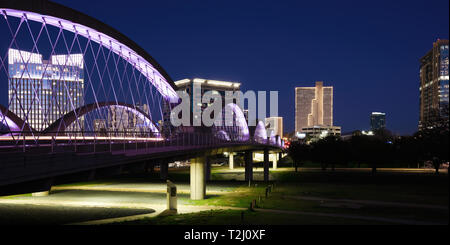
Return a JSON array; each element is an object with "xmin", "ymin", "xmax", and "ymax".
[
  {"xmin": 174, "ymin": 78, "xmax": 244, "ymax": 139},
  {"xmin": 295, "ymin": 81, "xmax": 334, "ymax": 132},
  {"xmin": 295, "ymin": 81, "xmax": 340, "ymax": 142},
  {"xmin": 370, "ymin": 112, "xmax": 386, "ymax": 131},
  {"xmin": 301, "ymin": 125, "xmax": 341, "ymax": 141},
  {"xmin": 419, "ymin": 39, "xmax": 449, "ymax": 130},
  {"xmin": 174, "ymin": 78, "xmax": 241, "ymax": 125},
  {"xmin": 8, "ymin": 48, "xmax": 84, "ymax": 132}
]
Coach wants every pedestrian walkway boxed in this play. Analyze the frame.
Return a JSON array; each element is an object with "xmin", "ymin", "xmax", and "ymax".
[
  {"xmin": 50, "ymin": 183, "xmax": 238, "ymax": 195},
  {"xmin": 68, "ymin": 205, "xmax": 246, "ymax": 225}
]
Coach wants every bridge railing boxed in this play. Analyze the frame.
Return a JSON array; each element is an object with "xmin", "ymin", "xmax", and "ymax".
[{"xmin": 0, "ymin": 130, "xmax": 281, "ymax": 155}]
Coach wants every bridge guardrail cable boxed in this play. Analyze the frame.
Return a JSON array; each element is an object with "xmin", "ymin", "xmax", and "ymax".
[{"xmin": 1, "ymin": 130, "xmax": 281, "ymax": 155}]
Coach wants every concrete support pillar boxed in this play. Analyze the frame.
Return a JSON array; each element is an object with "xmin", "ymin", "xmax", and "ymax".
[
  {"xmin": 272, "ymin": 153, "xmax": 278, "ymax": 170},
  {"xmin": 160, "ymin": 160, "xmax": 168, "ymax": 180},
  {"xmin": 190, "ymin": 156, "xmax": 206, "ymax": 200},
  {"xmin": 244, "ymin": 151, "xmax": 253, "ymax": 182},
  {"xmin": 205, "ymin": 157, "xmax": 211, "ymax": 181},
  {"xmin": 264, "ymin": 149, "xmax": 269, "ymax": 182},
  {"xmin": 229, "ymin": 152, "xmax": 235, "ymax": 169}
]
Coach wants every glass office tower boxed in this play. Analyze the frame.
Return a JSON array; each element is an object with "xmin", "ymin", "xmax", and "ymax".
[
  {"xmin": 370, "ymin": 112, "xmax": 386, "ymax": 131},
  {"xmin": 419, "ymin": 39, "xmax": 449, "ymax": 129},
  {"xmin": 8, "ymin": 48, "xmax": 84, "ymax": 133}
]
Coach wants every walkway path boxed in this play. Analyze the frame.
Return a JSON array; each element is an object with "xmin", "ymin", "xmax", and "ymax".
[{"xmin": 68, "ymin": 205, "xmax": 246, "ymax": 225}]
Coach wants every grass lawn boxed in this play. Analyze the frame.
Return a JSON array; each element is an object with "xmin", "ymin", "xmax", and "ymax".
[{"xmin": 111, "ymin": 167, "xmax": 449, "ymax": 225}]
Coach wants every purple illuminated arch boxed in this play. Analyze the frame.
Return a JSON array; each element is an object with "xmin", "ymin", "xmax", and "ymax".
[
  {"xmin": 215, "ymin": 130, "xmax": 231, "ymax": 141},
  {"xmin": 269, "ymin": 131, "xmax": 276, "ymax": 145},
  {"xmin": 224, "ymin": 103, "xmax": 249, "ymax": 141},
  {"xmin": 44, "ymin": 102, "xmax": 159, "ymax": 135},
  {"xmin": 0, "ymin": 1, "xmax": 179, "ymax": 103},
  {"xmin": 277, "ymin": 136, "xmax": 282, "ymax": 147},
  {"xmin": 0, "ymin": 104, "xmax": 35, "ymax": 136},
  {"xmin": 254, "ymin": 120, "xmax": 267, "ymax": 144}
]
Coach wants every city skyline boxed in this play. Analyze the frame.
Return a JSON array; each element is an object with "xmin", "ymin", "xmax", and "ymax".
[
  {"xmin": 49, "ymin": 0, "xmax": 450, "ymax": 136},
  {"xmin": 0, "ymin": 0, "xmax": 448, "ymax": 230}
]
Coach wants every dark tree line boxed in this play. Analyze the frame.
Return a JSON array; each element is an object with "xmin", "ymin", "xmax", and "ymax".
[{"xmin": 287, "ymin": 126, "xmax": 449, "ymax": 175}]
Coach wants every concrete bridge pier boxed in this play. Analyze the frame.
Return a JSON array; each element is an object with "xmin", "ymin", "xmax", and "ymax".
[
  {"xmin": 205, "ymin": 157, "xmax": 211, "ymax": 181},
  {"xmin": 229, "ymin": 152, "xmax": 235, "ymax": 169},
  {"xmin": 264, "ymin": 149, "xmax": 270, "ymax": 182},
  {"xmin": 190, "ymin": 156, "xmax": 206, "ymax": 200},
  {"xmin": 244, "ymin": 151, "xmax": 253, "ymax": 182},
  {"xmin": 160, "ymin": 160, "xmax": 168, "ymax": 180},
  {"xmin": 272, "ymin": 153, "xmax": 278, "ymax": 170}
]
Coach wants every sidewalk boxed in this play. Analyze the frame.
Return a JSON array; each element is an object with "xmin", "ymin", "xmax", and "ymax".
[{"xmin": 68, "ymin": 205, "xmax": 246, "ymax": 225}]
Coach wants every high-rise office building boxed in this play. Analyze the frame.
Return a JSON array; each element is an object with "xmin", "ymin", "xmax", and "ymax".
[
  {"xmin": 370, "ymin": 112, "xmax": 386, "ymax": 131},
  {"xmin": 295, "ymin": 81, "xmax": 340, "ymax": 141},
  {"xmin": 295, "ymin": 81, "xmax": 335, "ymax": 131},
  {"xmin": 174, "ymin": 78, "xmax": 241, "ymax": 125},
  {"xmin": 419, "ymin": 39, "xmax": 449, "ymax": 130},
  {"xmin": 265, "ymin": 116, "xmax": 283, "ymax": 138},
  {"xmin": 174, "ymin": 78, "xmax": 243, "ymax": 139},
  {"xmin": 8, "ymin": 48, "xmax": 84, "ymax": 132}
]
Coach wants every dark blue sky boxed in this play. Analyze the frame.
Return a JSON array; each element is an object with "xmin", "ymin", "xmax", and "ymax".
[{"xmin": 53, "ymin": 0, "xmax": 449, "ymax": 135}]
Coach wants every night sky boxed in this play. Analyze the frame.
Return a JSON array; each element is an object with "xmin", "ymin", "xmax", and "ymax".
[{"xmin": 52, "ymin": 0, "xmax": 449, "ymax": 135}]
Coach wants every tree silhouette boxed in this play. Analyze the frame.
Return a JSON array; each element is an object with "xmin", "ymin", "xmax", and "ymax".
[{"xmin": 287, "ymin": 140, "xmax": 310, "ymax": 172}]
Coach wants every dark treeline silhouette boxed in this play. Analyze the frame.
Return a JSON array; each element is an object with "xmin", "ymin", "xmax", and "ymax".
[{"xmin": 287, "ymin": 126, "xmax": 449, "ymax": 175}]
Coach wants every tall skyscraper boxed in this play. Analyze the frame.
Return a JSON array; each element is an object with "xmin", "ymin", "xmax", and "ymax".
[
  {"xmin": 265, "ymin": 116, "xmax": 283, "ymax": 138},
  {"xmin": 370, "ymin": 112, "xmax": 386, "ymax": 131},
  {"xmin": 295, "ymin": 81, "xmax": 334, "ymax": 132},
  {"xmin": 295, "ymin": 81, "xmax": 340, "ymax": 141},
  {"xmin": 8, "ymin": 48, "xmax": 84, "ymax": 132},
  {"xmin": 419, "ymin": 39, "xmax": 449, "ymax": 130}
]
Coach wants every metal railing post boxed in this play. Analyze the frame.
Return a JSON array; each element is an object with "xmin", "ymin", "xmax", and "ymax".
[{"xmin": 74, "ymin": 133, "xmax": 77, "ymax": 153}]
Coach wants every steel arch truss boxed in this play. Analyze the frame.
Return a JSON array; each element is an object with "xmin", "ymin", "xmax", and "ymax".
[
  {"xmin": 44, "ymin": 102, "xmax": 159, "ymax": 136},
  {"xmin": 0, "ymin": 4, "xmax": 174, "ymax": 145}
]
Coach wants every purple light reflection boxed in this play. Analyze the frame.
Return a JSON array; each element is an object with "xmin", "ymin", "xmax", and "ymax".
[
  {"xmin": 0, "ymin": 111, "xmax": 21, "ymax": 136},
  {"xmin": 254, "ymin": 120, "xmax": 267, "ymax": 144},
  {"xmin": 224, "ymin": 103, "xmax": 249, "ymax": 141}
]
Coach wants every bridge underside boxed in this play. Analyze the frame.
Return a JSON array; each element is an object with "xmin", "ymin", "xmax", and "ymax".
[{"xmin": 0, "ymin": 142, "xmax": 280, "ymax": 196}]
